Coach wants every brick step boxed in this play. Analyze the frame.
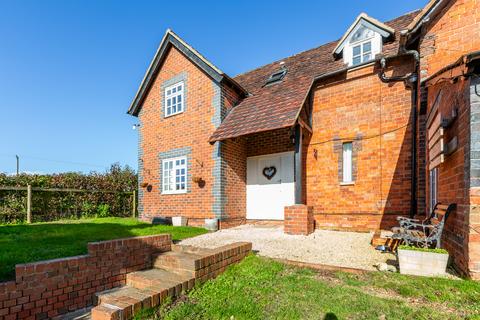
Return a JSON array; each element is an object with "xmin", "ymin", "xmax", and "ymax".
[
  {"xmin": 171, "ymin": 244, "xmax": 216, "ymax": 255},
  {"xmin": 90, "ymin": 242, "xmax": 253, "ymax": 320},
  {"xmin": 92, "ymin": 285, "xmax": 160, "ymax": 320},
  {"xmin": 153, "ymin": 251, "xmax": 203, "ymax": 273},
  {"xmin": 126, "ymin": 268, "xmax": 195, "ymax": 290}
]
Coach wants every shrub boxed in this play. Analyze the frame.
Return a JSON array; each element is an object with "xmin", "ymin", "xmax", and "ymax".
[
  {"xmin": 96, "ymin": 204, "xmax": 110, "ymax": 218},
  {"xmin": 0, "ymin": 163, "xmax": 137, "ymax": 223}
]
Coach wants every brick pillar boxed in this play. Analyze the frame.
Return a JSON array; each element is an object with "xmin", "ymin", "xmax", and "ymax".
[{"xmin": 284, "ymin": 205, "xmax": 314, "ymax": 235}]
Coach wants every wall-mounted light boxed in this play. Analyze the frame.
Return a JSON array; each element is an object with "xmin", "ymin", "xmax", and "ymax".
[{"xmin": 132, "ymin": 124, "xmax": 141, "ymax": 130}]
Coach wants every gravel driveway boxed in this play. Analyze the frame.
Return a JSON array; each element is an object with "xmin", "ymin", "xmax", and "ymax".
[{"xmin": 180, "ymin": 224, "xmax": 395, "ymax": 271}]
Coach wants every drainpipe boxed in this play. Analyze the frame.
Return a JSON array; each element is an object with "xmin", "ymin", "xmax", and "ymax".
[{"xmin": 378, "ymin": 50, "xmax": 420, "ymax": 218}]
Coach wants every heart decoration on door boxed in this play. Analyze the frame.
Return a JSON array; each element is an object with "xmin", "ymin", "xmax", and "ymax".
[{"xmin": 262, "ymin": 166, "xmax": 277, "ymax": 180}]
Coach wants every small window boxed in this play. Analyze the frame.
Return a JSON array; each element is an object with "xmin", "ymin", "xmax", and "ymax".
[
  {"xmin": 162, "ymin": 156, "xmax": 187, "ymax": 194},
  {"xmin": 429, "ymin": 168, "xmax": 438, "ymax": 210},
  {"xmin": 164, "ymin": 81, "xmax": 184, "ymax": 117},
  {"xmin": 342, "ymin": 142, "xmax": 353, "ymax": 183},
  {"xmin": 352, "ymin": 40, "xmax": 372, "ymax": 66},
  {"xmin": 265, "ymin": 69, "xmax": 287, "ymax": 85}
]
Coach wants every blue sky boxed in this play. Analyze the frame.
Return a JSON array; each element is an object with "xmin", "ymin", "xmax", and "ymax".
[{"xmin": 0, "ymin": 0, "xmax": 426, "ymax": 174}]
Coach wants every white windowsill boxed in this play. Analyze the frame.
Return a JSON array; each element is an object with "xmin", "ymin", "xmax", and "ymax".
[
  {"xmin": 162, "ymin": 190, "xmax": 187, "ymax": 195},
  {"xmin": 164, "ymin": 110, "xmax": 184, "ymax": 118},
  {"xmin": 340, "ymin": 181, "xmax": 355, "ymax": 186}
]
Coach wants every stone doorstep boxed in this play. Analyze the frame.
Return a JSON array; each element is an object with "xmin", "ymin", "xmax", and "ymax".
[{"xmin": 90, "ymin": 242, "xmax": 252, "ymax": 320}]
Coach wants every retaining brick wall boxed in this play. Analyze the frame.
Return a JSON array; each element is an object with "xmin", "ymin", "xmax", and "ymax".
[{"xmin": 0, "ymin": 235, "xmax": 171, "ymax": 319}]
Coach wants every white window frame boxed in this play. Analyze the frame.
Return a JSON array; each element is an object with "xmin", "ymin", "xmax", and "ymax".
[
  {"xmin": 430, "ymin": 167, "xmax": 438, "ymax": 211},
  {"xmin": 164, "ymin": 81, "xmax": 184, "ymax": 117},
  {"xmin": 342, "ymin": 142, "xmax": 353, "ymax": 183},
  {"xmin": 342, "ymin": 25, "xmax": 383, "ymax": 66},
  {"xmin": 162, "ymin": 156, "xmax": 187, "ymax": 194},
  {"xmin": 351, "ymin": 39, "xmax": 373, "ymax": 66}
]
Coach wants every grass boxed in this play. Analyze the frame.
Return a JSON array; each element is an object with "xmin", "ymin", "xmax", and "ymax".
[
  {"xmin": 0, "ymin": 217, "xmax": 207, "ymax": 281},
  {"xmin": 141, "ymin": 255, "xmax": 480, "ymax": 320}
]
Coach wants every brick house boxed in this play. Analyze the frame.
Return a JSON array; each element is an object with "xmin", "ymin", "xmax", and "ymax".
[{"xmin": 128, "ymin": 0, "xmax": 480, "ymax": 278}]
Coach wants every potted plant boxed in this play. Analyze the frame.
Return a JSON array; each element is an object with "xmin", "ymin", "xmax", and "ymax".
[{"xmin": 397, "ymin": 245, "xmax": 449, "ymax": 277}]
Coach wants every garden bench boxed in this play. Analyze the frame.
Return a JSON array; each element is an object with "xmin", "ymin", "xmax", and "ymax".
[{"xmin": 391, "ymin": 203, "xmax": 456, "ymax": 248}]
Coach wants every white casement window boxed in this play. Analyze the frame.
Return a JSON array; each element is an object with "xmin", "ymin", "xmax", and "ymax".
[
  {"xmin": 342, "ymin": 142, "xmax": 353, "ymax": 183},
  {"xmin": 164, "ymin": 81, "xmax": 184, "ymax": 117},
  {"xmin": 352, "ymin": 40, "xmax": 372, "ymax": 66},
  {"xmin": 430, "ymin": 167, "xmax": 438, "ymax": 211},
  {"xmin": 343, "ymin": 25, "xmax": 380, "ymax": 66},
  {"xmin": 162, "ymin": 156, "xmax": 187, "ymax": 194}
]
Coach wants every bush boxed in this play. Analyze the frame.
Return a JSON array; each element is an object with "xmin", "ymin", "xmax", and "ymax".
[
  {"xmin": 0, "ymin": 163, "xmax": 137, "ymax": 223},
  {"xmin": 96, "ymin": 204, "xmax": 110, "ymax": 218}
]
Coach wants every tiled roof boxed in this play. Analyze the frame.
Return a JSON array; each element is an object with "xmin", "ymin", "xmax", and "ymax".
[{"xmin": 209, "ymin": 10, "xmax": 421, "ymax": 142}]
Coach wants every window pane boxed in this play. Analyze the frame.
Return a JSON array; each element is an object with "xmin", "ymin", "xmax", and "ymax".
[
  {"xmin": 172, "ymin": 87, "xmax": 176, "ymax": 93},
  {"xmin": 363, "ymin": 41, "xmax": 371, "ymax": 53},
  {"xmin": 342, "ymin": 143, "xmax": 353, "ymax": 182},
  {"xmin": 167, "ymin": 90, "xmax": 171, "ymax": 95},
  {"xmin": 352, "ymin": 56, "xmax": 361, "ymax": 65},
  {"xmin": 362, "ymin": 53, "xmax": 371, "ymax": 62},
  {"xmin": 352, "ymin": 45, "xmax": 361, "ymax": 56},
  {"xmin": 177, "ymin": 85, "xmax": 182, "ymax": 91}
]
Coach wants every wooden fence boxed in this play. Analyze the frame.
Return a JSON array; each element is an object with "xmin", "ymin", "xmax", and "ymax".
[{"xmin": 0, "ymin": 185, "xmax": 137, "ymax": 223}]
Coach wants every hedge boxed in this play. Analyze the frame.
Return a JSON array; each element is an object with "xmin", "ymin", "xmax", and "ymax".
[{"xmin": 0, "ymin": 163, "xmax": 137, "ymax": 223}]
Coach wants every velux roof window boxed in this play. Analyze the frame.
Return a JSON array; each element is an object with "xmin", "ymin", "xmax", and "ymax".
[{"xmin": 265, "ymin": 68, "xmax": 287, "ymax": 86}]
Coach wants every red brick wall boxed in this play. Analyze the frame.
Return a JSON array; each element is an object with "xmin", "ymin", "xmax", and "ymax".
[
  {"xmin": 419, "ymin": 0, "xmax": 480, "ymax": 278},
  {"xmin": 138, "ymin": 46, "xmax": 244, "ymax": 227},
  {"xmin": 222, "ymin": 137, "xmax": 247, "ymax": 227},
  {"xmin": 284, "ymin": 205, "xmax": 314, "ymax": 235},
  {"xmin": 307, "ymin": 60, "xmax": 414, "ymax": 231},
  {"xmin": 419, "ymin": 0, "xmax": 480, "ymax": 80},
  {"xmin": 138, "ymin": 47, "xmax": 217, "ymax": 222},
  {"xmin": 425, "ymin": 78, "xmax": 471, "ymax": 276},
  {"xmin": 246, "ymin": 127, "xmax": 295, "ymax": 157},
  {"xmin": 0, "ymin": 235, "xmax": 171, "ymax": 319}
]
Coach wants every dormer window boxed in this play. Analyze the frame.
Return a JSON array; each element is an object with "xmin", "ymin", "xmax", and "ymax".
[
  {"xmin": 350, "ymin": 26, "xmax": 374, "ymax": 65},
  {"xmin": 265, "ymin": 69, "xmax": 287, "ymax": 86},
  {"xmin": 352, "ymin": 40, "xmax": 372, "ymax": 65},
  {"xmin": 332, "ymin": 13, "xmax": 395, "ymax": 67}
]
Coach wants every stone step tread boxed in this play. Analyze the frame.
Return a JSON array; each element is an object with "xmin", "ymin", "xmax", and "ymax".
[
  {"xmin": 171, "ymin": 244, "xmax": 217, "ymax": 255},
  {"xmin": 127, "ymin": 268, "xmax": 194, "ymax": 285},
  {"xmin": 153, "ymin": 251, "xmax": 204, "ymax": 271}
]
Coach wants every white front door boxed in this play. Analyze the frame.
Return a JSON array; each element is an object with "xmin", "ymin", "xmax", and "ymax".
[{"xmin": 246, "ymin": 152, "xmax": 295, "ymax": 220}]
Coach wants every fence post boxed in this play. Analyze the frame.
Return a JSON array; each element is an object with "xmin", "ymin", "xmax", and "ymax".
[
  {"xmin": 26, "ymin": 184, "xmax": 32, "ymax": 223},
  {"xmin": 132, "ymin": 190, "xmax": 137, "ymax": 218}
]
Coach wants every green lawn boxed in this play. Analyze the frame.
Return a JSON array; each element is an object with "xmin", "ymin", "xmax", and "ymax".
[
  {"xmin": 142, "ymin": 255, "xmax": 480, "ymax": 320},
  {"xmin": 0, "ymin": 217, "xmax": 207, "ymax": 281}
]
